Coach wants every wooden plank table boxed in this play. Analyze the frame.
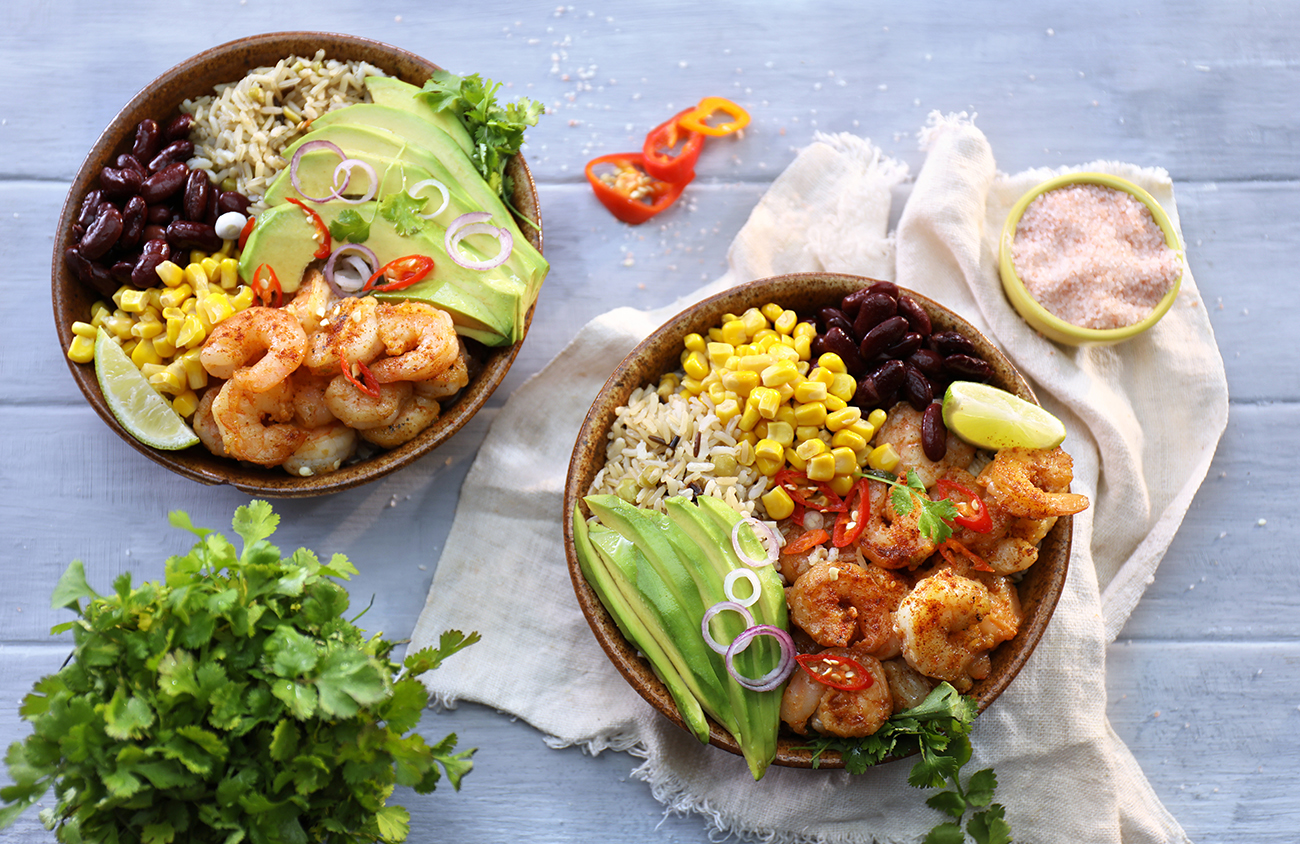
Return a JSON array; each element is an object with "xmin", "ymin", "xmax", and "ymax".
[{"xmin": 2, "ymin": 3, "xmax": 1295, "ymax": 841}]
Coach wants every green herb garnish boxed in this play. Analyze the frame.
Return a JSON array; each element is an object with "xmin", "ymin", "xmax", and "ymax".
[
  {"xmin": 798, "ymin": 683, "xmax": 1011, "ymax": 843},
  {"xmin": 418, "ymin": 70, "xmax": 544, "ymax": 201},
  {"xmin": 328, "ymin": 207, "xmax": 372, "ymax": 243},
  {"xmin": 859, "ymin": 468, "xmax": 960, "ymax": 544},
  {"xmin": 378, "ymin": 190, "xmax": 426, "ymax": 236},
  {"xmin": 0, "ymin": 502, "xmax": 478, "ymax": 844}
]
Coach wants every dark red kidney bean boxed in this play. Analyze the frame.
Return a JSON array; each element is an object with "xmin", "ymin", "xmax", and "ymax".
[
  {"xmin": 76, "ymin": 189, "xmax": 104, "ymax": 230},
  {"xmin": 164, "ymin": 112, "xmax": 194, "ymax": 141},
  {"xmin": 921, "ymin": 402, "xmax": 947, "ymax": 462},
  {"xmin": 809, "ymin": 333, "xmax": 827, "ymax": 360},
  {"xmin": 902, "ymin": 363, "xmax": 933, "ymax": 411},
  {"xmin": 896, "ymin": 295, "xmax": 932, "ymax": 336},
  {"xmin": 183, "ymin": 168, "xmax": 211, "ymax": 221},
  {"xmin": 146, "ymin": 203, "xmax": 173, "ymax": 224},
  {"xmin": 147, "ymin": 139, "xmax": 194, "ymax": 173},
  {"xmin": 852, "ymin": 291, "xmax": 897, "ymax": 337},
  {"xmin": 65, "ymin": 247, "xmax": 118, "ymax": 297},
  {"xmin": 884, "ymin": 331, "xmax": 923, "ymax": 360},
  {"xmin": 866, "ymin": 280, "xmax": 899, "ymax": 300},
  {"xmin": 99, "ymin": 166, "xmax": 142, "ymax": 198},
  {"xmin": 79, "ymin": 204, "xmax": 123, "ymax": 259},
  {"xmin": 908, "ymin": 347, "xmax": 945, "ymax": 377},
  {"xmin": 142, "ymin": 224, "xmax": 168, "ymax": 242},
  {"xmin": 114, "ymin": 154, "xmax": 146, "ymax": 180},
  {"xmin": 139, "ymin": 162, "xmax": 187, "ymax": 204},
  {"xmin": 132, "ymin": 118, "xmax": 162, "ymax": 162},
  {"xmin": 204, "ymin": 185, "xmax": 220, "ymax": 225},
  {"xmin": 820, "ymin": 326, "xmax": 866, "ymax": 375},
  {"xmin": 217, "ymin": 190, "xmax": 251, "ymax": 215},
  {"xmin": 166, "ymin": 219, "xmax": 222, "ymax": 252},
  {"xmin": 859, "ymin": 315, "xmax": 909, "ymax": 360},
  {"xmin": 119, "ymin": 196, "xmax": 146, "ymax": 249},
  {"xmin": 131, "ymin": 239, "xmax": 172, "ymax": 288},
  {"xmin": 817, "ymin": 306, "xmax": 850, "ymax": 333},
  {"xmin": 840, "ymin": 287, "xmax": 869, "ymax": 319},
  {"xmin": 853, "ymin": 374, "xmax": 881, "ymax": 408},
  {"xmin": 931, "ymin": 330, "xmax": 978, "ymax": 358},
  {"xmin": 944, "ymin": 353, "xmax": 994, "ymax": 382},
  {"xmin": 869, "ymin": 359, "xmax": 906, "ymax": 397},
  {"xmin": 110, "ymin": 259, "xmax": 136, "ymax": 285}
]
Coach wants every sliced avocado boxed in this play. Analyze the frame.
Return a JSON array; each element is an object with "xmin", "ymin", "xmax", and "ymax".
[
  {"xmin": 364, "ymin": 75, "xmax": 475, "ymax": 158},
  {"xmin": 573, "ymin": 510, "xmax": 710, "ymax": 743},
  {"xmin": 308, "ymin": 103, "xmax": 467, "ymax": 166}
]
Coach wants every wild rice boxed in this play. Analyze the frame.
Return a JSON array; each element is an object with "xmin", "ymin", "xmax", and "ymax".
[{"xmin": 182, "ymin": 50, "xmax": 386, "ymax": 206}]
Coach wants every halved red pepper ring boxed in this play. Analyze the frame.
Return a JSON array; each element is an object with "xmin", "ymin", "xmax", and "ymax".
[
  {"xmin": 361, "ymin": 255, "xmax": 436, "ymax": 293},
  {"xmin": 250, "ymin": 263, "xmax": 282, "ymax": 308},
  {"xmin": 237, "ymin": 215, "xmax": 257, "ymax": 252},
  {"xmin": 939, "ymin": 537, "xmax": 994, "ymax": 573},
  {"xmin": 642, "ymin": 108, "xmax": 706, "ymax": 183},
  {"xmin": 584, "ymin": 153, "xmax": 689, "ymax": 225},
  {"xmin": 781, "ymin": 528, "xmax": 829, "ymax": 556},
  {"xmin": 286, "ymin": 197, "xmax": 332, "ymax": 260},
  {"xmin": 677, "ymin": 96, "xmax": 751, "ymax": 138},
  {"xmin": 774, "ymin": 468, "xmax": 845, "ymax": 514},
  {"xmin": 340, "ymin": 356, "xmax": 381, "ymax": 400},
  {"xmin": 934, "ymin": 478, "xmax": 993, "ymax": 533},
  {"xmin": 795, "ymin": 652, "xmax": 874, "ymax": 692},
  {"xmin": 832, "ymin": 476, "xmax": 872, "ymax": 548}
]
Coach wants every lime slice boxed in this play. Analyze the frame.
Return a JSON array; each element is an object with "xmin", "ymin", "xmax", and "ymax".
[
  {"xmin": 942, "ymin": 381, "xmax": 1067, "ymax": 451},
  {"xmin": 94, "ymin": 328, "xmax": 199, "ymax": 450}
]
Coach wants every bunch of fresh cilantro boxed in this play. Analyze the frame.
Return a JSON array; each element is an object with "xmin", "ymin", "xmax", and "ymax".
[
  {"xmin": 801, "ymin": 683, "xmax": 1013, "ymax": 844},
  {"xmin": 418, "ymin": 70, "xmax": 544, "ymax": 204},
  {"xmin": 0, "ymin": 501, "xmax": 478, "ymax": 844}
]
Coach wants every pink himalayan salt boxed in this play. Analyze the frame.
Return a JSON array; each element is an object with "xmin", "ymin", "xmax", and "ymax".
[{"xmin": 1011, "ymin": 183, "xmax": 1181, "ymax": 330}]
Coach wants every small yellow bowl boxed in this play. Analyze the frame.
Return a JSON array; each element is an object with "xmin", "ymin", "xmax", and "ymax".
[{"xmin": 998, "ymin": 172, "xmax": 1184, "ymax": 346}]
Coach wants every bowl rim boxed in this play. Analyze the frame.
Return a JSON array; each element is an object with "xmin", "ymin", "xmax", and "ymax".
[
  {"xmin": 51, "ymin": 32, "xmax": 543, "ymax": 497},
  {"xmin": 997, "ymin": 171, "xmax": 1183, "ymax": 346},
  {"xmin": 562, "ymin": 272, "xmax": 1072, "ymax": 770}
]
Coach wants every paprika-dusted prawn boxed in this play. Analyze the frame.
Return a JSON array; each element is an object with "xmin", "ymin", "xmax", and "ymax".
[
  {"xmin": 200, "ymin": 306, "xmax": 306, "ymax": 392},
  {"xmin": 369, "ymin": 301, "xmax": 459, "ymax": 383},
  {"xmin": 209, "ymin": 378, "xmax": 305, "ymax": 466},
  {"xmin": 786, "ymin": 558, "xmax": 909, "ymax": 656}
]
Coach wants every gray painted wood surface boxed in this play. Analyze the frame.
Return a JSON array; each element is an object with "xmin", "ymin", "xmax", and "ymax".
[{"xmin": 2, "ymin": 2, "xmax": 1296, "ymax": 841}]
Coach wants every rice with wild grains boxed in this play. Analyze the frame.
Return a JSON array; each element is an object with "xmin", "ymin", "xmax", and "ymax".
[
  {"xmin": 588, "ymin": 385, "xmax": 771, "ymax": 519},
  {"xmin": 182, "ymin": 50, "xmax": 386, "ymax": 205}
]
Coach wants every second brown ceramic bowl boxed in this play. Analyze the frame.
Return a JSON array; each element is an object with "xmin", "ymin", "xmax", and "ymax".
[
  {"xmin": 52, "ymin": 32, "xmax": 543, "ymax": 496},
  {"xmin": 563, "ymin": 273, "xmax": 1071, "ymax": 769}
]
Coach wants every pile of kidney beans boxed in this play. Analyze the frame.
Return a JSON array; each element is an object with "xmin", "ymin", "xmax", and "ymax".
[
  {"xmin": 810, "ymin": 280, "xmax": 994, "ymax": 462},
  {"xmin": 64, "ymin": 113, "xmax": 251, "ymax": 298}
]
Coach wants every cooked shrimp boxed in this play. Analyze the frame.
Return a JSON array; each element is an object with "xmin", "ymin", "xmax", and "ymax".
[
  {"xmin": 284, "ymin": 269, "xmax": 336, "ymax": 334},
  {"xmin": 210, "ymin": 379, "xmax": 306, "ymax": 466},
  {"xmin": 358, "ymin": 394, "xmax": 440, "ymax": 448},
  {"xmin": 787, "ymin": 558, "xmax": 909, "ymax": 655},
  {"xmin": 977, "ymin": 446, "xmax": 1089, "ymax": 519},
  {"xmin": 895, "ymin": 569, "xmax": 995, "ymax": 693},
  {"xmin": 880, "ymin": 657, "xmax": 936, "ymax": 713},
  {"xmin": 779, "ymin": 645, "xmax": 893, "ymax": 738},
  {"xmin": 856, "ymin": 478, "xmax": 937, "ymax": 569},
  {"xmin": 282, "ymin": 422, "xmax": 357, "ymax": 478},
  {"xmin": 200, "ymin": 306, "xmax": 307, "ymax": 392},
  {"xmin": 412, "ymin": 338, "xmax": 470, "ymax": 400},
  {"xmin": 192, "ymin": 384, "xmax": 228, "ymax": 458},
  {"xmin": 304, "ymin": 296, "xmax": 384, "ymax": 377},
  {"xmin": 876, "ymin": 402, "xmax": 977, "ymax": 489},
  {"xmin": 369, "ymin": 301, "xmax": 458, "ymax": 383},
  {"xmin": 323, "ymin": 375, "xmax": 412, "ymax": 430},
  {"xmin": 289, "ymin": 369, "xmax": 336, "ymax": 430}
]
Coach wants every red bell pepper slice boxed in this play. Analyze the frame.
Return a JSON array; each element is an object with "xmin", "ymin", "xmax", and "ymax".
[
  {"xmin": 934, "ymin": 478, "xmax": 993, "ymax": 533},
  {"xmin": 251, "ymin": 263, "xmax": 282, "ymax": 308},
  {"xmin": 642, "ymin": 108, "xmax": 706, "ymax": 183},
  {"xmin": 585, "ymin": 153, "xmax": 690, "ymax": 225},
  {"xmin": 832, "ymin": 476, "xmax": 872, "ymax": 548},
  {"xmin": 677, "ymin": 96, "xmax": 751, "ymax": 137},
  {"xmin": 795, "ymin": 652, "xmax": 874, "ymax": 692},
  {"xmin": 782, "ymin": 528, "xmax": 829, "ymax": 555},
  {"xmin": 775, "ymin": 468, "xmax": 845, "ymax": 513},
  {"xmin": 362, "ymin": 255, "xmax": 436, "ymax": 293},
  {"xmin": 340, "ymin": 356, "xmax": 381, "ymax": 400},
  {"xmin": 286, "ymin": 197, "xmax": 332, "ymax": 259}
]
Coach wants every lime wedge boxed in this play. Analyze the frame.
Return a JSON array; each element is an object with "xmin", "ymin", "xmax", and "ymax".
[
  {"xmin": 942, "ymin": 381, "xmax": 1067, "ymax": 451},
  {"xmin": 94, "ymin": 328, "xmax": 199, "ymax": 450}
]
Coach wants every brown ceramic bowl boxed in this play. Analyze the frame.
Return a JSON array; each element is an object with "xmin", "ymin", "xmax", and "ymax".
[
  {"xmin": 563, "ymin": 273, "xmax": 1071, "ymax": 769},
  {"xmin": 52, "ymin": 32, "xmax": 543, "ymax": 497}
]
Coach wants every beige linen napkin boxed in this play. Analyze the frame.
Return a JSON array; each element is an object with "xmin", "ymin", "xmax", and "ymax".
[{"xmin": 410, "ymin": 116, "xmax": 1227, "ymax": 843}]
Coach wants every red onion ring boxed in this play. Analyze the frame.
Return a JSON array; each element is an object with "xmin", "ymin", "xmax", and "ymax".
[
  {"xmin": 323, "ymin": 243, "xmax": 378, "ymax": 293},
  {"xmin": 289, "ymin": 141, "xmax": 347, "ymax": 202},
  {"xmin": 732, "ymin": 518, "xmax": 780, "ymax": 568},
  {"xmin": 724, "ymin": 624, "xmax": 797, "ymax": 692},
  {"xmin": 411, "ymin": 178, "xmax": 451, "ymax": 219},
  {"xmin": 700, "ymin": 601, "xmax": 755, "ymax": 655},
  {"xmin": 445, "ymin": 211, "xmax": 513, "ymax": 271},
  {"xmin": 724, "ymin": 568, "xmax": 762, "ymax": 608},
  {"xmin": 332, "ymin": 159, "xmax": 378, "ymax": 204}
]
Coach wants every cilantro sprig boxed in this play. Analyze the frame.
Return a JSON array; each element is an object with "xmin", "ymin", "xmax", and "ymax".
[
  {"xmin": 1, "ymin": 502, "xmax": 478, "ymax": 844},
  {"xmin": 418, "ymin": 70, "xmax": 544, "ymax": 203},
  {"xmin": 798, "ymin": 683, "xmax": 1012, "ymax": 844},
  {"xmin": 860, "ymin": 468, "xmax": 960, "ymax": 544}
]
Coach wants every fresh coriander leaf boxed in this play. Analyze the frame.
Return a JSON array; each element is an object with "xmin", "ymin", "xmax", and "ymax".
[
  {"xmin": 964, "ymin": 767, "xmax": 998, "ymax": 807},
  {"xmin": 864, "ymin": 469, "xmax": 959, "ymax": 544},
  {"xmin": 374, "ymin": 805, "xmax": 410, "ymax": 844},
  {"xmin": 50, "ymin": 559, "xmax": 99, "ymax": 610},
  {"xmin": 103, "ymin": 687, "xmax": 154, "ymax": 740},
  {"xmin": 232, "ymin": 500, "xmax": 278, "ymax": 550},
  {"xmin": 379, "ymin": 191, "xmax": 426, "ymax": 236},
  {"xmin": 926, "ymin": 789, "xmax": 968, "ymax": 818},
  {"xmin": 328, "ymin": 208, "xmax": 371, "ymax": 243},
  {"xmin": 924, "ymin": 822, "xmax": 968, "ymax": 844},
  {"xmin": 404, "ymin": 629, "xmax": 482, "ymax": 676},
  {"xmin": 967, "ymin": 803, "xmax": 1012, "ymax": 844}
]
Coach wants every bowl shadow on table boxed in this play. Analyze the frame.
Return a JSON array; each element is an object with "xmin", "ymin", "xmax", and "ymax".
[
  {"xmin": 563, "ymin": 272, "xmax": 1071, "ymax": 769},
  {"xmin": 51, "ymin": 31, "xmax": 543, "ymax": 497}
]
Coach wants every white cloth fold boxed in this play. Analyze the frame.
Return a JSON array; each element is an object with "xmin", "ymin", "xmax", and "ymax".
[{"xmin": 410, "ymin": 115, "xmax": 1228, "ymax": 843}]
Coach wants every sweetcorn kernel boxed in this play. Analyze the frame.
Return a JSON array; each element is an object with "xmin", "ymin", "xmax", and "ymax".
[
  {"xmin": 117, "ymin": 288, "xmax": 149, "ymax": 314},
  {"xmin": 761, "ymin": 485, "xmax": 795, "ymax": 521},
  {"xmin": 868, "ymin": 443, "xmax": 901, "ymax": 473},
  {"xmin": 774, "ymin": 309, "xmax": 798, "ymax": 335},
  {"xmin": 159, "ymin": 283, "xmax": 193, "ymax": 310},
  {"xmin": 805, "ymin": 452, "xmax": 836, "ymax": 482},
  {"xmin": 684, "ymin": 332, "xmax": 707, "ymax": 353},
  {"xmin": 755, "ymin": 438, "xmax": 784, "ymax": 464},
  {"xmin": 793, "ymin": 321, "xmax": 817, "ymax": 341},
  {"xmin": 707, "ymin": 342, "xmax": 735, "ymax": 367},
  {"xmin": 847, "ymin": 420, "xmax": 877, "ymax": 442},
  {"xmin": 716, "ymin": 398, "xmax": 741, "ymax": 423},
  {"xmin": 720, "ymin": 319, "xmax": 748, "ymax": 346},
  {"xmin": 749, "ymin": 387, "xmax": 781, "ymax": 419},
  {"xmin": 793, "ymin": 334, "xmax": 812, "ymax": 359},
  {"xmin": 824, "ymin": 394, "xmax": 848, "ymax": 412},
  {"xmin": 817, "ymin": 352, "xmax": 847, "ymax": 374},
  {"xmin": 795, "ymin": 438, "xmax": 829, "ymax": 461},
  {"xmin": 721, "ymin": 368, "xmax": 760, "ymax": 396},
  {"xmin": 683, "ymin": 350, "xmax": 710, "ymax": 381},
  {"xmin": 66, "ymin": 334, "xmax": 95, "ymax": 364},
  {"xmin": 740, "ymin": 307, "xmax": 767, "ymax": 338},
  {"xmin": 868, "ymin": 408, "xmax": 889, "ymax": 430},
  {"xmin": 171, "ymin": 389, "xmax": 200, "ymax": 419},
  {"xmin": 830, "ymin": 373, "xmax": 858, "ymax": 401},
  {"xmin": 765, "ymin": 420, "xmax": 795, "ymax": 447},
  {"xmin": 155, "ymin": 260, "xmax": 186, "ymax": 288},
  {"xmin": 831, "ymin": 446, "xmax": 858, "ymax": 476},
  {"xmin": 130, "ymin": 338, "xmax": 163, "ymax": 367},
  {"xmin": 738, "ymin": 403, "xmax": 761, "ymax": 432},
  {"xmin": 829, "ymin": 474, "xmax": 855, "ymax": 497},
  {"xmin": 793, "ymin": 402, "xmax": 828, "ymax": 427},
  {"xmin": 760, "ymin": 302, "xmax": 784, "ymax": 323},
  {"xmin": 832, "ymin": 428, "xmax": 868, "ymax": 454},
  {"xmin": 761, "ymin": 359, "xmax": 800, "ymax": 388},
  {"xmin": 217, "ymin": 257, "xmax": 240, "ymax": 289},
  {"xmin": 826, "ymin": 406, "xmax": 863, "ymax": 431},
  {"xmin": 70, "ymin": 321, "xmax": 97, "ymax": 339},
  {"xmin": 784, "ymin": 447, "xmax": 807, "ymax": 472},
  {"xmin": 794, "ymin": 380, "xmax": 829, "ymax": 403},
  {"xmin": 231, "ymin": 285, "xmax": 256, "ymax": 310}
]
